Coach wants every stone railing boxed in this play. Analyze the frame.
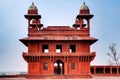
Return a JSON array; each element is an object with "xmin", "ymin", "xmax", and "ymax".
[{"xmin": 22, "ymin": 52, "xmax": 96, "ymax": 57}]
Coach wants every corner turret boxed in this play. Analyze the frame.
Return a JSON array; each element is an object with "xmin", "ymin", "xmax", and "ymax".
[
  {"xmin": 73, "ymin": 2, "xmax": 94, "ymax": 31},
  {"xmin": 24, "ymin": 2, "xmax": 43, "ymax": 31}
]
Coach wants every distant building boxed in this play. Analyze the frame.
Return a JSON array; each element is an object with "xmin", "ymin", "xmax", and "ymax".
[{"xmin": 20, "ymin": 2, "xmax": 120, "ymax": 78}]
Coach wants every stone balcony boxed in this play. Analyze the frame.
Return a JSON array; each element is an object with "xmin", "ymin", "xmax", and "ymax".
[{"xmin": 22, "ymin": 52, "xmax": 95, "ymax": 62}]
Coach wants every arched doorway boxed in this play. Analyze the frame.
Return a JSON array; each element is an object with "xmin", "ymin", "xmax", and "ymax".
[{"xmin": 54, "ymin": 59, "xmax": 64, "ymax": 75}]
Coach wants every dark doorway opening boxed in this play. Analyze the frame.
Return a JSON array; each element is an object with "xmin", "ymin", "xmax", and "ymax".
[{"xmin": 54, "ymin": 59, "xmax": 64, "ymax": 75}]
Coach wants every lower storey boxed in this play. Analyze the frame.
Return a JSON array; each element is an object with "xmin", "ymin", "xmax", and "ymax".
[{"xmin": 28, "ymin": 57, "xmax": 91, "ymax": 77}]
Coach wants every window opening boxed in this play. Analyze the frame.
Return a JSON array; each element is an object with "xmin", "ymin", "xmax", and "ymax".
[
  {"xmin": 43, "ymin": 63, "xmax": 48, "ymax": 70},
  {"xmin": 42, "ymin": 44, "xmax": 49, "ymax": 53},
  {"xmin": 90, "ymin": 67, "xmax": 94, "ymax": 74},
  {"xmin": 82, "ymin": 19, "xmax": 87, "ymax": 28},
  {"xmin": 56, "ymin": 45, "xmax": 62, "ymax": 53},
  {"xmin": 105, "ymin": 68, "xmax": 110, "ymax": 74},
  {"xmin": 112, "ymin": 68, "xmax": 117, "ymax": 74},
  {"xmin": 71, "ymin": 63, "xmax": 75, "ymax": 70},
  {"xmin": 70, "ymin": 45, "xmax": 76, "ymax": 53},
  {"xmin": 96, "ymin": 68, "xmax": 103, "ymax": 74}
]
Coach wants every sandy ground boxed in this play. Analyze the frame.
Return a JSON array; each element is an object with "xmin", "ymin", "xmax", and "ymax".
[{"xmin": 0, "ymin": 76, "xmax": 120, "ymax": 80}]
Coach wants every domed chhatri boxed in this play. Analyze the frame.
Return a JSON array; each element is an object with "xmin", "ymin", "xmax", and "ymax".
[
  {"xmin": 24, "ymin": 2, "xmax": 42, "ymax": 29},
  {"xmin": 80, "ymin": 2, "xmax": 89, "ymax": 10},
  {"xmin": 80, "ymin": 2, "xmax": 90, "ymax": 14},
  {"xmin": 28, "ymin": 2, "xmax": 38, "ymax": 14},
  {"xmin": 28, "ymin": 2, "xmax": 37, "ymax": 10}
]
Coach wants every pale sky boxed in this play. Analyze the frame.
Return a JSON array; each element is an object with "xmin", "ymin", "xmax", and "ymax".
[{"xmin": 0, "ymin": 0, "xmax": 120, "ymax": 72}]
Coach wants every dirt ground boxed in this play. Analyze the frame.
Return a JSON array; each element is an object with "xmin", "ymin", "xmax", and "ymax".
[{"xmin": 0, "ymin": 76, "xmax": 120, "ymax": 80}]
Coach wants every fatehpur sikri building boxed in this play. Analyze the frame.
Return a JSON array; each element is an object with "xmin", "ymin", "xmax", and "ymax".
[{"xmin": 20, "ymin": 2, "xmax": 120, "ymax": 78}]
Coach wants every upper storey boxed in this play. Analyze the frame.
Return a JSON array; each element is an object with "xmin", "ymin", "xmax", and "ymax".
[
  {"xmin": 20, "ymin": 2, "xmax": 97, "ymax": 46},
  {"xmin": 24, "ymin": 2, "xmax": 93, "ymax": 35}
]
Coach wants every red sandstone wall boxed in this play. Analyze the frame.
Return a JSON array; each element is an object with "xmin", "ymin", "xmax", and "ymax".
[
  {"xmin": 28, "ymin": 62, "xmax": 40, "ymax": 75},
  {"xmin": 27, "ymin": 41, "xmax": 91, "ymax": 75},
  {"xmin": 28, "ymin": 41, "xmax": 90, "ymax": 54},
  {"xmin": 28, "ymin": 42, "xmax": 39, "ymax": 54},
  {"xmin": 68, "ymin": 58, "xmax": 79, "ymax": 74},
  {"xmin": 40, "ymin": 58, "xmax": 53, "ymax": 75}
]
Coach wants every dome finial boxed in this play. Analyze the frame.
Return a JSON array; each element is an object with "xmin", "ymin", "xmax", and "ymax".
[
  {"xmin": 83, "ymin": 2, "xmax": 85, "ymax": 5},
  {"xmin": 32, "ymin": 2, "xmax": 34, "ymax": 5}
]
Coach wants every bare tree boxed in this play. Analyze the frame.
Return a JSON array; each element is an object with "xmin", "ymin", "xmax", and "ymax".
[{"xmin": 107, "ymin": 43, "xmax": 120, "ymax": 65}]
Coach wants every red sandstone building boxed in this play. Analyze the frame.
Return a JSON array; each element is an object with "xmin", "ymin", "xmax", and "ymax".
[{"xmin": 20, "ymin": 3, "xmax": 120, "ymax": 78}]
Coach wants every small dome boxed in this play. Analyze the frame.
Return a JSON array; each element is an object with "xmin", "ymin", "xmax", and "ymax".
[
  {"xmin": 80, "ymin": 2, "xmax": 89, "ymax": 10},
  {"xmin": 28, "ymin": 2, "xmax": 37, "ymax": 10}
]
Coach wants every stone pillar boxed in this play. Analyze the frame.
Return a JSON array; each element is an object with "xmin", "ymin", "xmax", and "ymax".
[
  {"xmin": 78, "ymin": 56, "xmax": 80, "ymax": 74},
  {"xmin": 94, "ymin": 67, "xmax": 96, "ymax": 74},
  {"xmin": 36, "ymin": 19, "xmax": 38, "ymax": 30},
  {"xmin": 117, "ymin": 67, "xmax": 119, "ymax": 75},
  {"xmin": 39, "ymin": 61, "xmax": 41, "ymax": 74},
  {"xmin": 28, "ymin": 19, "xmax": 30, "ymax": 29},
  {"xmin": 64, "ymin": 62, "xmax": 68, "ymax": 75},
  {"xmin": 87, "ymin": 19, "xmax": 90, "ymax": 29},
  {"xmin": 61, "ymin": 65, "xmax": 63, "ymax": 74},
  {"xmin": 103, "ymin": 67, "xmax": 105, "ymax": 74},
  {"xmin": 50, "ymin": 61, "xmax": 54, "ymax": 75},
  {"xmin": 110, "ymin": 67, "xmax": 112, "ymax": 75}
]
